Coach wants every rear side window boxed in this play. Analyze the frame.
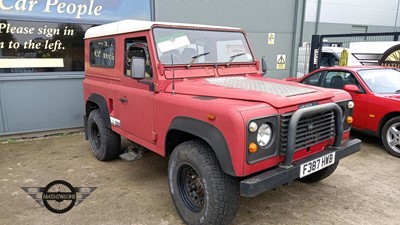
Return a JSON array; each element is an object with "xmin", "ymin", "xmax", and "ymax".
[
  {"xmin": 302, "ymin": 71, "xmax": 323, "ymax": 86},
  {"xmin": 90, "ymin": 39, "xmax": 115, "ymax": 68}
]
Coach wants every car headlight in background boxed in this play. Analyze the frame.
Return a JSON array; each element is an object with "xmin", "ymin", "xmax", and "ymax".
[
  {"xmin": 257, "ymin": 124, "xmax": 272, "ymax": 148},
  {"xmin": 348, "ymin": 101, "xmax": 354, "ymax": 109}
]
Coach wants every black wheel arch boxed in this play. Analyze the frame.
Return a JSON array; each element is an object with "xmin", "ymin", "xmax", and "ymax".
[
  {"xmin": 166, "ymin": 117, "xmax": 236, "ymax": 176},
  {"xmin": 85, "ymin": 94, "xmax": 111, "ymax": 140},
  {"xmin": 86, "ymin": 94, "xmax": 111, "ymax": 128},
  {"xmin": 378, "ymin": 112, "xmax": 400, "ymax": 136}
]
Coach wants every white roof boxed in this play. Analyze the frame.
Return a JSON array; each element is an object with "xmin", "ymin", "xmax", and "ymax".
[{"xmin": 84, "ymin": 19, "xmax": 241, "ymax": 39}]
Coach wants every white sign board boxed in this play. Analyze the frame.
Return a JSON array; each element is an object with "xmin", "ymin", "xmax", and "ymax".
[{"xmin": 313, "ymin": 49, "xmax": 319, "ymax": 65}]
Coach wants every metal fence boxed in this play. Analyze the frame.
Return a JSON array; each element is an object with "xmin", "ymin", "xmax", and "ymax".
[{"xmin": 302, "ymin": 32, "xmax": 400, "ymax": 74}]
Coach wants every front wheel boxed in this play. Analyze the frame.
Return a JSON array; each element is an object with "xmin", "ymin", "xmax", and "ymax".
[
  {"xmin": 381, "ymin": 117, "xmax": 400, "ymax": 158},
  {"xmin": 298, "ymin": 161, "xmax": 339, "ymax": 183},
  {"xmin": 168, "ymin": 140, "xmax": 240, "ymax": 225}
]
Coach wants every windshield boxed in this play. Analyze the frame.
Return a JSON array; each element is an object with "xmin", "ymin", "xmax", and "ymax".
[
  {"xmin": 357, "ymin": 68, "xmax": 400, "ymax": 94},
  {"xmin": 153, "ymin": 27, "xmax": 254, "ymax": 65}
]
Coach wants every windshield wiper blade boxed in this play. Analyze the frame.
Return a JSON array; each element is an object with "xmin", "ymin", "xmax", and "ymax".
[
  {"xmin": 187, "ymin": 52, "xmax": 210, "ymax": 68},
  {"xmin": 226, "ymin": 52, "xmax": 246, "ymax": 66}
]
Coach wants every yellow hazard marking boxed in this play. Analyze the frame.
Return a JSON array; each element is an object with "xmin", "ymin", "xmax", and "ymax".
[
  {"xmin": 268, "ymin": 33, "xmax": 275, "ymax": 45},
  {"xmin": 276, "ymin": 54, "xmax": 286, "ymax": 70}
]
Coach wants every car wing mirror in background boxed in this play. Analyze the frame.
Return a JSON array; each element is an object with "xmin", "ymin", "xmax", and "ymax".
[
  {"xmin": 130, "ymin": 57, "xmax": 145, "ymax": 79},
  {"xmin": 344, "ymin": 84, "xmax": 360, "ymax": 93},
  {"xmin": 261, "ymin": 56, "xmax": 268, "ymax": 73}
]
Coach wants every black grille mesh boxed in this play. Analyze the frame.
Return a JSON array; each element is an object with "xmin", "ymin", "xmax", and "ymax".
[{"xmin": 280, "ymin": 111, "xmax": 335, "ymax": 152}]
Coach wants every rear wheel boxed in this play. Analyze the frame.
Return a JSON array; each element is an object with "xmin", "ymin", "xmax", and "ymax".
[
  {"xmin": 87, "ymin": 109, "xmax": 121, "ymax": 161},
  {"xmin": 168, "ymin": 140, "xmax": 240, "ymax": 225},
  {"xmin": 381, "ymin": 117, "xmax": 400, "ymax": 158},
  {"xmin": 298, "ymin": 161, "xmax": 339, "ymax": 183}
]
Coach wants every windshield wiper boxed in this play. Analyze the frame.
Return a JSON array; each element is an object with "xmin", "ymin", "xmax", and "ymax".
[
  {"xmin": 187, "ymin": 52, "xmax": 210, "ymax": 68},
  {"xmin": 226, "ymin": 52, "xmax": 246, "ymax": 66}
]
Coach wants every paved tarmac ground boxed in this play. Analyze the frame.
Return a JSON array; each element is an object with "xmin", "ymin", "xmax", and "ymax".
[{"xmin": 0, "ymin": 132, "xmax": 399, "ymax": 225}]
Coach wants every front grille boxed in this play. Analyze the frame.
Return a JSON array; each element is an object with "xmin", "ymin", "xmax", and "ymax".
[{"xmin": 280, "ymin": 110, "xmax": 335, "ymax": 152}]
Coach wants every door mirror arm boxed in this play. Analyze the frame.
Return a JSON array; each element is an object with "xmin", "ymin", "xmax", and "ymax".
[{"xmin": 261, "ymin": 56, "xmax": 268, "ymax": 74}]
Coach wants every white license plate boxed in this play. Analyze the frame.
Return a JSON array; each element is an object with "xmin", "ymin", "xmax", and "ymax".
[{"xmin": 299, "ymin": 152, "xmax": 336, "ymax": 178}]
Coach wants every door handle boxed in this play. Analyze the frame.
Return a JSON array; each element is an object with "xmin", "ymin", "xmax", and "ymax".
[{"xmin": 119, "ymin": 97, "xmax": 128, "ymax": 103}]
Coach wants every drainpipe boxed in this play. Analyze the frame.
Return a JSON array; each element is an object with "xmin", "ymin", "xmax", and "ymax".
[
  {"xmin": 150, "ymin": 0, "xmax": 155, "ymax": 21},
  {"xmin": 290, "ymin": 0, "xmax": 307, "ymax": 78},
  {"xmin": 395, "ymin": 0, "xmax": 400, "ymax": 31},
  {"xmin": 315, "ymin": 0, "xmax": 322, "ymax": 34},
  {"xmin": 299, "ymin": 0, "xmax": 307, "ymax": 44}
]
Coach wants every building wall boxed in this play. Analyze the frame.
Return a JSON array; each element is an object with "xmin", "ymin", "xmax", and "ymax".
[
  {"xmin": 306, "ymin": 0, "xmax": 400, "ymax": 26},
  {"xmin": 303, "ymin": 0, "xmax": 400, "ymax": 43},
  {"xmin": 0, "ymin": 0, "xmax": 152, "ymax": 136},
  {"xmin": 154, "ymin": 0, "xmax": 303, "ymax": 79},
  {"xmin": 0, "ymin": 74, "xmax": 83, "ymax": 134}
]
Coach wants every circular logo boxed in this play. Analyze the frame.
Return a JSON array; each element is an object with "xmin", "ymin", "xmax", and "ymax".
[{"xmin": 42, "ymin": 180, "xmax": 76, "ymax": 214}]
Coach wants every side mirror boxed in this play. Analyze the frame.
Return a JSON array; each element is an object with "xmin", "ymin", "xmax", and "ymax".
[
  {"xmin": 261, "ymin": 56, "xmax": 268, "ymax": 73},
  {"xmin": 130, "ymin": 57, "xmax": 145, "ymax": 79},
  {"xmin": 344, "ymin": 84, "xmax": 360, "ymax": 93}
]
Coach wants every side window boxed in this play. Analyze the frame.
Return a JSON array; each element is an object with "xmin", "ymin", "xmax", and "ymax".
[
  {"xmin": 90, "ymin": 39, "xmax": 115, "ymax": 68},
  {"xmin": 344, "ymin": 73, "xmax": 364, "ymax": 91},
  {"xmin": 302, "ymin": 72, "xmax": 323, "ymax": 86},
  {"xmin": 125, "ymin": 38, "xmax": 152, "ymax": 78},
  {"xmin": 344, "ymin": 73, "xmax": 357, "ymax": 85},
  {"xmin": 323, "ymin": 71, "xmax": 351, "ymax": 89}
]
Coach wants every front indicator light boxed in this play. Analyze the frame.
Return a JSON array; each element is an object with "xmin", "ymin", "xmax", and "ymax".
[
  {"xmin": 207, "ymin": 114, "xmax": 216, "ymax": 120},
  {"xmin": 347, "ymin": 116, "xmax": 353, "ymax": 124},
  {"xmin": 248, "ymin": 143, "xmax": 258, "ymax": 153}
]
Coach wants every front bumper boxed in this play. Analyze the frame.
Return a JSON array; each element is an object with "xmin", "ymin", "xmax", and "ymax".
[{"xmin": 240, "ymin": 138, "xmax": 361, "ymax": 197}]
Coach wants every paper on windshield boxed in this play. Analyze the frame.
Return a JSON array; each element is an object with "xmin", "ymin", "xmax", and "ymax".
[{"xmin": 156, "ymin": 33, "xmax": 190, "ymax": 53}]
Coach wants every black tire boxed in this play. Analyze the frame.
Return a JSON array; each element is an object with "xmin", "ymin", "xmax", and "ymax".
[
  {"xmin": 168, "ymin": 140, "xmax": 240, "ymax": 225},
  {"xmin": 298, "ymin": 161, "xmax": 339, "ymax": 183},
  {"xmin": 87, "ymin": 109, "xmax": 121, "ymax": 161},
  {"xmin": 381, "ymin": 117, "xmax": 400, "ymax": 158}
]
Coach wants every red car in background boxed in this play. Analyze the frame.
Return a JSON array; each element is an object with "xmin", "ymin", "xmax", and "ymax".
[{"xmin": 293, "ymin": 66, "xmax": 400, "ymax": 157}]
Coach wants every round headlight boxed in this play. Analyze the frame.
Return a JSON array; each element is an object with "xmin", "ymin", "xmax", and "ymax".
[
  {"xmin": 348, "ymin": 101, "xmax": 354, "ymax": 109},
  {"xmin": 257, "ymin": 124, "xmax": 272, "ymax": 148},
  {"xmin": 249, "ymin": 122, "xmax": 258, "ymax": 132}
]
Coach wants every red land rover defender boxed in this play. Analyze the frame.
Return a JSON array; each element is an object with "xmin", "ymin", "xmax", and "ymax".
[{"xmin": 83, "ymin": 20, "xmax": 361, "ymax": 225}]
